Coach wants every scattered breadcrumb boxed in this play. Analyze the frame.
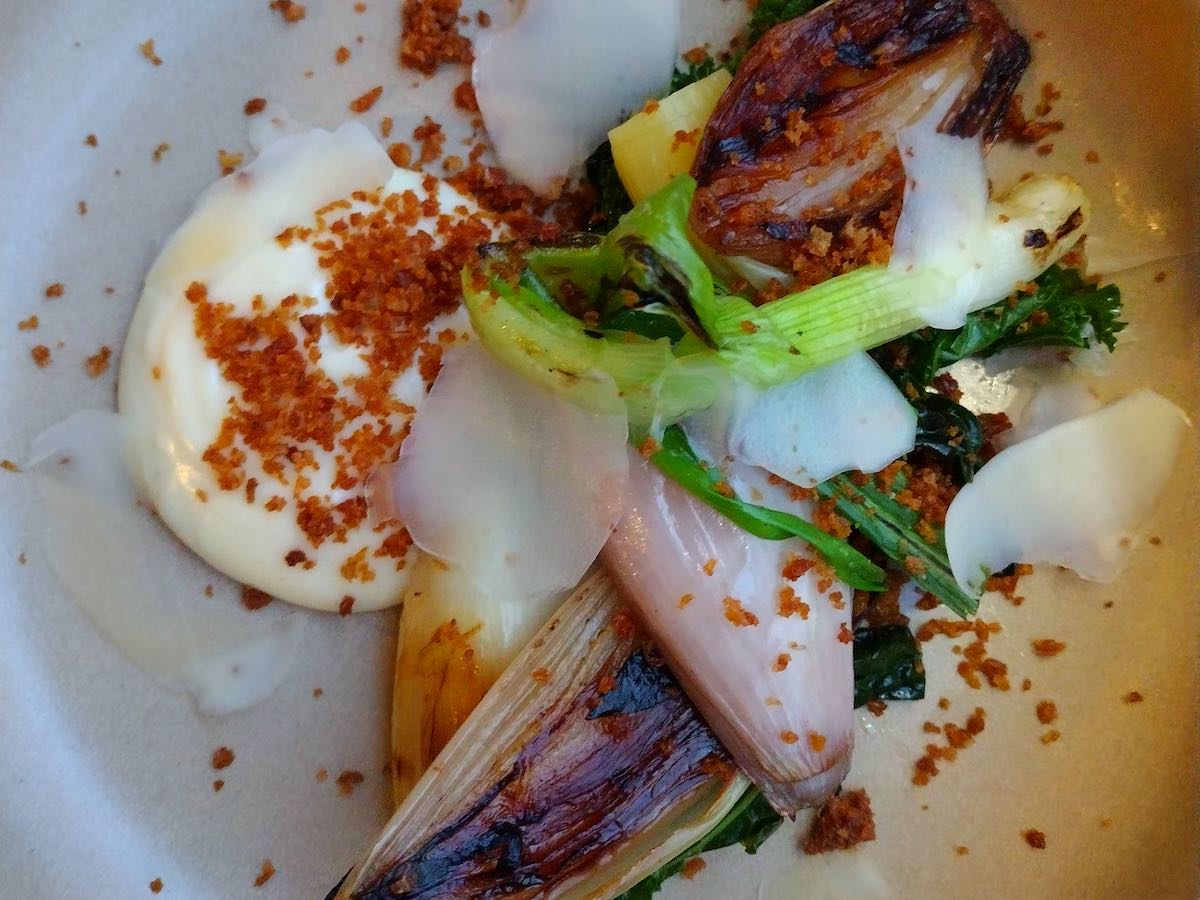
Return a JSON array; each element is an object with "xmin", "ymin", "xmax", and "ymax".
[
  {"xmin": 1123, "ymin": 690, "xmax": 1144, "ymax": 704},
  {"xmin": 336, "ymin": 770, "xmax": 365, "ymax": 795},
  {"xmin": 315, "ymin": 767, "xmax": 328, "ymax": 782},
  {"xmin": 913, "ymin": 707, "xmax": 986, "ymax": 786},
  {"xmin": 453, "ymin": 80, "xmax": 479, "ymax": 114},
  {"xmin": 380, "ymin": 115, "xmax": 394, "ymax": 139},
  {"xmin": 84, "ymin": 134, "xmax": 98, "ymax": 147},
  {"xmin": 31, "ymin": 345, "xmax": 52, "ymax": 368},
  {"xmin": 78, "ymin": 200, "xmax": 88, "ymax": 215},
  {"xmin": 152, "ymin": 143, "xmax": 171, "ymax": 162},
  {"xmin": 400, "ymin": 0, "xmax": 472, "ymax": 74},
  {"xmin": 149, "ymin": 879, "xmax": 163, "ymax": 894},
  {"xmin": 244, "ymin": 97, "xmax": 267, "ymax": 116},
  {"xmin": 723, "ymin": 596, "xmax": 759, "ymax": 627},
  {"xmin": 85, "ymin": 346, "xmax": 112, "ymax": 378},
  {"xmin": 312, "ymin": 687, "xmax": 323, "ymax": 698},
  {"xmin": 139, "ymin": 39, "xmax": 163, "ymax": 66},
  {"xmin": 253, "ymin": 859, "xmax": 276, "ymax": 887},
  {"xmin": 803, "ymin": 788, "xmax": 875, "ymax": 854},
  {"xmin": 412, "ymin": 115, "xmax": 444, "ymax": 163},
  {"xmin": 338, "ymin": 595, "xmax": 355, "ymax": 616},
  {"xmin": 241, "ymin": 586, "xmax": 273, "ymax": 610},
  {"xmin": 354, "ymin": 2, "xmax": 367, "ymax": 11},
  {"xmin": 1035, "ymin": 700, "xmax": 1058, "ymax": 725},
  {"xmin": 1023, "ymin": 829, "xmax": 1046, "ymax": 849},
  {"xmin": 702, "ymin": 558, "xmax": 717, "ymax": 576},
  {"xmin": 268, "ymin": 0, "xmax": 306, "ymax": 23},
  {"xmin": 336, "ymin": 46, "xmax": 351, "ymax": 65},
  {"xmin": 218, "ymin": 149, "xmax": 244, "ymax": 174},
  {"xmin": 1085, "ymin": 149, "xmax": 1100, "ymax": 163},
  {"xmin": 45, "ymin": 282, "xmax": 65, "ymax": 299},
  {"xmin": 212, "ymin": 779, "xmax": 225, "ymax": 792},
  {"xmin": 349, "ymin": 85, "xmax": 384, "ymax": 114},
  {"xmin": 1031, "ymin": 639, "xmax": 1066, "ymax": 658},
  {"xmin": 680, "ymin": 857, "xmax": 706, "ymax": 880},
  {"xmin": 808, "ymin": 731, "xmax": 826, "ymax": 752},
  {"xmin": 18, "ymin": 315, "xmax": 38, "ymax": 331},
  {"xmin": 211, "ymin": 746, "xmax": 235, "ymax": 770},
  {"xmin": 954, "ymin": 845, "xmax": 970, "ymax": 856},
  {"xmin": 1040, "ymin": 729, "xmax": 1061, "ymax": 745},
  {"xmin": 0, "ymin": 460, "xmax": 19, "ymax": 473}
]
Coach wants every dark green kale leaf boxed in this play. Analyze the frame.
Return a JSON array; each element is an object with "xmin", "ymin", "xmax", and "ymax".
[
  {"xmin": 615, "ymin": 789, "xmax": 783, "ymax": 900},
  {"xmin": 853, "ymin": 624, "xmax": 925, "ymax": 707},
  {"xmin": 913, "ymin": 393, "xmax": 985, "ymax": 483},
  {"xmin": 670, "ymin": 55, "xmax": 725, "ymax": 92},
  {"xmin": 584, "ymin": 140, "xmax": 633, "ymax": 233},
  {"xmin": 743, "ymin": 0, "xmax": 821, "ymax": 58},
  {"xmin": 874, "ymin": 265, "xmax": 1126, "ymax": 393}
]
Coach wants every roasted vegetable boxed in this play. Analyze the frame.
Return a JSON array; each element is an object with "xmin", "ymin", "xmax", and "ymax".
[
  {"xmin": 605, "ymin": 455, "xmax": 856, "ymax": 816},
  {"xmin": 336, "ymin": 572, "xmax": 748, "ymax": 899},
  {"xmin": 690, "ymin": 0, "xmax": 1030, "ymax": 267}
]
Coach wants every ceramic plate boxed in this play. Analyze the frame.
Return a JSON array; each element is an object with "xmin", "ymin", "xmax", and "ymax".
[{"xmin": 0, "ymin": 1, "xmax": 1196, "ymax": 897}]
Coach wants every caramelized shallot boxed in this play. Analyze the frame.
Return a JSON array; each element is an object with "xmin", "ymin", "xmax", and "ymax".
[{"xmin": 690, "ymin": 0, "xmax": 1029, "ymax": 268}]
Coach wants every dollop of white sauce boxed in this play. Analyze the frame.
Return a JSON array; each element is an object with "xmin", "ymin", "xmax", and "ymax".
[{"xmin": 118, "ymin": 123, "xmax": 500, "ymax": 612}]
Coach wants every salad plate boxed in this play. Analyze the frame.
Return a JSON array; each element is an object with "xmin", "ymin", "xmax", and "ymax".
[{"xmin": 0, "ymin": 0, "xmax": 1195, "ymax": 898}]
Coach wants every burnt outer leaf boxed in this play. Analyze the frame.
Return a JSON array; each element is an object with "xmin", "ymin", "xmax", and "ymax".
[
  {"xmin": 690, "ymin": 0, "xmax": 1029, "ymax": 264},
  {"xmin": 354, "ymin": 637, "xmax": 734, "ymax": 899}
]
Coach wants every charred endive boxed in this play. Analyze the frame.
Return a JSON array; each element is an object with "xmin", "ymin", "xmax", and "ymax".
[
  {"xmin": 690, "ymin": 0, "xmax": 1029, "ymax": 266},
  {"xmin": 390, "ymin": 555, "xmax": 566, "ymax": 801},
  {"xmin": 337, "ymin": 572, "xmax": 748, "ymax": 899}
]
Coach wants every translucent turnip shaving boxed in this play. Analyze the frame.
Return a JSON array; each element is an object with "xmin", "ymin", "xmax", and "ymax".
[
  {"xmin": 946, "ymin": 389, "xmax": 1190, "ymax": 594},
  {"xmin": 372, "ymin": 343, "xmax": 629, "ymax": 600},
  {"xmin": 722, "ymin": 352, "xmax": 917, "ymax": 487},
  {"xmin": 472, "ymin": 0, "xmax": 680, "ymax": 195}
]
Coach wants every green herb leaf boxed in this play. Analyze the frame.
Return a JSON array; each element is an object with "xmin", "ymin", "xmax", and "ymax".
[
  {"xmin": 650, "ymin": 426, "xmax": 887, "ymax": 592},
  {"xmin": 669, "ymin": 55, "xmax": 725, "ymax": 92},
  {"xmin": 615, "ymin": 787, "xmax": 783, "ymax": 900},
  {"xmin": 741, "ymin": 0, "xmax": 821, "ymax": 63},
  {"xmin": 816, "ymin": 472, "xmax": 979, "ymax": 617},
  {"xmin": 602, "ymin": 308, "xmax": 687, "ymax": 344},
  {"xmin": 875, "ymin": 265, "xmax": 1126, "ymax": 393},
  {"xmin": 853, "ymin": 624, "xmax": 925, "ymax": 707},
  {"xmin": 913, "ymin": 393, "xmax": 985, "ymax": 483},
  {"xmin": 584, "ymin": 140, "xmax": 633, "ymax": 233}
]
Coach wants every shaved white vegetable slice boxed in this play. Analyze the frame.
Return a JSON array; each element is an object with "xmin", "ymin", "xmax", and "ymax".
[
  {"xmin": 374, "ymin": 343, "xmax": 628, "ymax": 600},
  {"xmin": 705, "ymin": 353, "xmax": 916, "ymax": 487},
  {"xmin": 946, "ymin": 389, "xmax": 1191, "ymax": 593},
  {"xmin": 889, "ymin": 79, "xmax": 1090, "ymax": 329},
  {"xmin": 472, "ymin": 0, "xmax": 680, "ymax": 195}
]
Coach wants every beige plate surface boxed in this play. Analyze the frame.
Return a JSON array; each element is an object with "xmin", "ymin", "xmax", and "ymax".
[{"xmin": 0, "ymin": 0, "xmax": 1196, "ymax": 897}]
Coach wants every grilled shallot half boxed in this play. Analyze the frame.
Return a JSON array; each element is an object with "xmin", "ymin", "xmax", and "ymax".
[
  {"xmin": 332, "ymin": 572, "xmax": 747, "ymax": 899},
  {"xmin": 690, "ymin": 0, "xmax": 1030, "ymax": 267},
  {"xmin": 603, "ymin": 452, "xmax": 854, "ymax": 816}
]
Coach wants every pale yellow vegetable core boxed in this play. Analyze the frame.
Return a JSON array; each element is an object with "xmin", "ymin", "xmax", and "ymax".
[{"xmin": 608, "ymin": 68, "xmax": 732, "ymax": 203}]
